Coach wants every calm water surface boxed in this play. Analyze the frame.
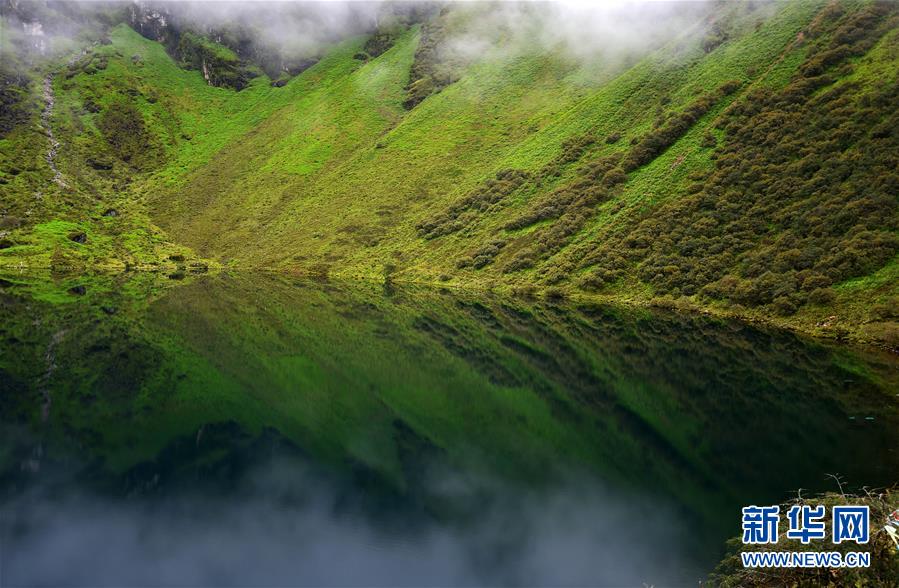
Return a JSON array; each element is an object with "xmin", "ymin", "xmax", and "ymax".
[{"xmin": 1, "ymin": 272, "xmax": 897, "ymax": 586}]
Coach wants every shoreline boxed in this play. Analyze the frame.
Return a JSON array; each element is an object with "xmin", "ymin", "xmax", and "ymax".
[{"xmin": 2, "ymin": 261, "xmax": 897, "ymax": 354}]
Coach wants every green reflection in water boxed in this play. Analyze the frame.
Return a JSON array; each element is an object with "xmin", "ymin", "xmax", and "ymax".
[{"xmin": 1, "ymin": 272, "xmax": 897, "ymax": 577}]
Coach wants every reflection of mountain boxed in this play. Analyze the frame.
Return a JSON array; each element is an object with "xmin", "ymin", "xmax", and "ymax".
[{"xmin": 1, "ymin": 273, "xmax": 898, "ymax": 555}]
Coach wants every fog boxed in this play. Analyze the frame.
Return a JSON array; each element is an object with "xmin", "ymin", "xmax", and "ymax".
[
  {"xmin": 150, "ymin": 1, "xmax": 715, "ymax": 58},
  {"xmin": 435, "ymin": 1, "xmax": 715, "ymax": 65},
  {"xmin": 146, "ymin": 0, "xmax": 717, "ymax": 63},
  {"xmin": 4, "ymin": 0, "xmax": 725, "ymax": 70},
  {"xmin": 2, "ymin": 455, "xmax": 706, "ymax": 586}
]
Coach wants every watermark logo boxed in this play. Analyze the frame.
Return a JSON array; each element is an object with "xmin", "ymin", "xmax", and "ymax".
[
  {"xmin": 741, "ymin": 505, "xmax": 780, "ymax": 545},
  {"xmin": 832, "ymin": 506, "xmax": 869, "ymax": 544},
  {"xmin": 740, "ymin": 504, "xmax": 872, "ymax": 568},
  {"xmin": 786, "ymin": 505, "xmax": 826, "ymax": 544}
]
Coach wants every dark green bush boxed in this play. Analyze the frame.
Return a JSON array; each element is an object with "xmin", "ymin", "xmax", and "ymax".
[
  {"xmin": 458, "ymin": 239, "xmax": 508, "ymax": 270},
  {"xmin": 404, "ymin": 19, "xmax": 460, "ymax": 109},
  {"xmin": 417, "ymin": 169, "xmax": 530, "ymax": 239},
  {"xmin": 97, "ymin": 101, "xmax": 162, "ymax": 169},
  {"xmin": 807, "ymin": 287, "xmax": 837, "ymax": 306}
]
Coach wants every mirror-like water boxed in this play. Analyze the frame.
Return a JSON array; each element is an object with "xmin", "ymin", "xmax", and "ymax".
[{"xmin": 1, "ymin": 273, "xmax": 897, "ymax": 586}]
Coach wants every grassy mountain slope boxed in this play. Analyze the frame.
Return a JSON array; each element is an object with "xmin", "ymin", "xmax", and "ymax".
[{"xmin": 1, "ymin": 0, "xmax": 897, "ymax": 343}]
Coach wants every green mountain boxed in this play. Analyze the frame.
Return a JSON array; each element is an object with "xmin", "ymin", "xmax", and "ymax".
[{"xmin": 1, "ymin": 0, "xmax": 897, "ymax": 344}]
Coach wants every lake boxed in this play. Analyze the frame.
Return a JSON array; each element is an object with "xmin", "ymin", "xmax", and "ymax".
[{"xmin": 1, "ymin": 272, "xmax": 897, "ymax": 586}]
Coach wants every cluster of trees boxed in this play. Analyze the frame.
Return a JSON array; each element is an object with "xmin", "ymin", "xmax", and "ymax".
[
  {"xmin": 0, "ymin": 66, "xmax": 30, "ymax": 136},
  {"xmin": 701, "ymin": 20, "xmax": 731, "ymax": 54},
  {"xmin": 355, "ymin": 14, "xmax": 427, "ymax": 62},
  {"xmin": 175, "ymin": 32, "xmax": 256, "ymax": 91},
  {"xmin": 536, "ymin": 133, "xmax": 598, "ymax": 180},
  {"xmin": 419, "ymin": 77, "xmax": 737, "ymax": 275},
  {"xmin": 499, "ymin": 82, "xmax": 738, "ymax": 275},
  {"xmin": 359, "ymin": 31, "xmax": 395, "ymax": 59},
  {"xmin": 504, "ymin": 150, "xmax": 614, "ymax": 231},
  {"xmin": 64, "ymin": 51, "xmax": 110, "ymax": 79},
  {"xmin": 622, "ymin": 80, "xmax": 741, "ymax": 172},
  {"xmin": 97, "ymin": 101, "xmax": 163, "ymax": 170},
  {"xmin": 416, "ymin": 0, "xmax": 897, "ymax": 313},
  {"xmin": 404, "ymin": 15, "xmax": 460, "ymax": 109},
  {"xmin": 501, "ymin": 165, "xmax": 620, "ymax": 274},
  {"xmin": 457, "ymin": 238, "xmax": 508, "ymax": 269},
  {"xmin": 418, "ymin": 129, "xmax": 612, "ymax": 270},
  {"xmin": 416, "ymin": 169, "xmax": 530, "ymax": 239},
  {"xmin": 0, "ymin": 10, "xmax": 39, "ymax": 138},
  {"xmin": 580, "ymin": 2, "xmax": 898, "ymax": 315}
]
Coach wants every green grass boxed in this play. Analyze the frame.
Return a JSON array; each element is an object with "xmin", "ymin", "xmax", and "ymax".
[{"xmin": 2, "ymin": 0, "xmax": 896, "ymax": 344}]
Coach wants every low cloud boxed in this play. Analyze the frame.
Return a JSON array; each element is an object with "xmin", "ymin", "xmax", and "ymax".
[
  {"xmin": 5, "ymin": 1, "xmax": 719, "ymax": 69},
  {"xmin": 3, "ymin": 454, "xmax": 706, "ymax": 586}
]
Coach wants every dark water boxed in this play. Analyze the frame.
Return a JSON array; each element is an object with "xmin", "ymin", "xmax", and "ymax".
[{"xmin": 1, "ymin": 272, "xmax": 897, "ymax": 586}]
